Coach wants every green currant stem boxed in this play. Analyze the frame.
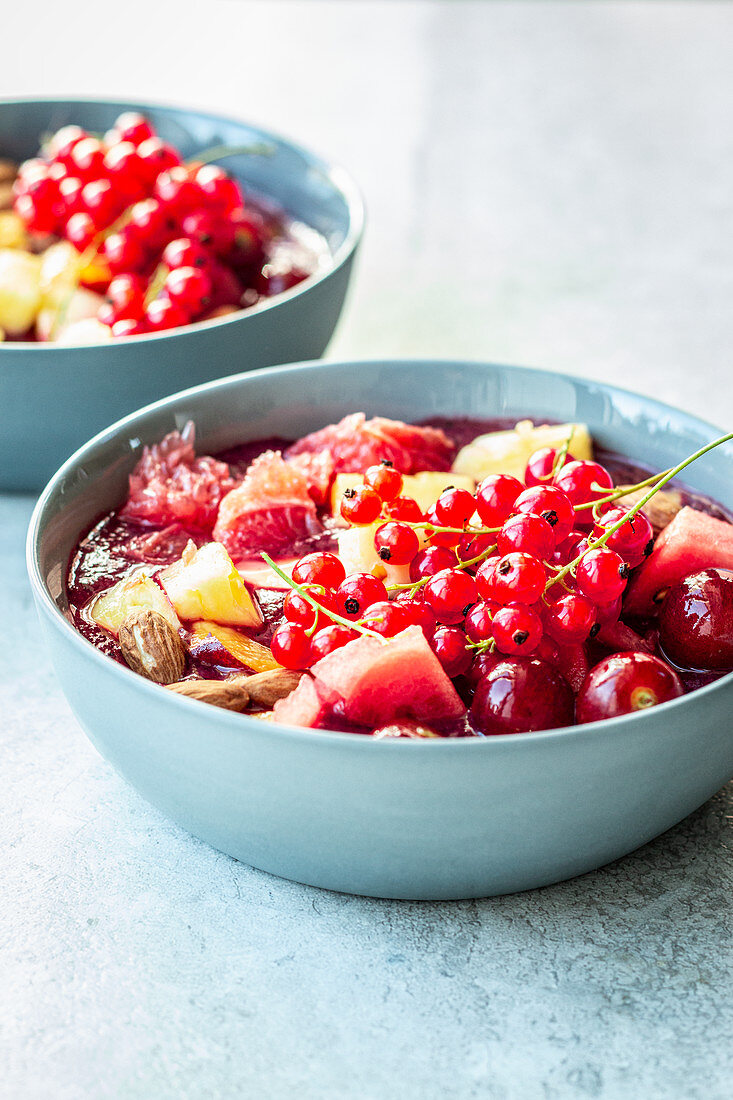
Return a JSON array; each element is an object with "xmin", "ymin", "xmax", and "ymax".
[
  {"xmin": 574, "ymin": 467, "xmax": 674, "ymax": 512},
  {"xmin": 385, "ymin": 544, "xmax": 497, "ymax": 595},
  {"xmin": 546, "ymin": 431, "xmax": 733, "ymax": 591},
  {"xmin": 191, "ymin": 141, "xmax": 277, "ymax": 166},
  {"xmin": 550, "ymin": 426, "xmax": 576, "ymax": 478},
  {"xmin": 261, "ymin": 553, "xmax": 386, "ymax": 643}
]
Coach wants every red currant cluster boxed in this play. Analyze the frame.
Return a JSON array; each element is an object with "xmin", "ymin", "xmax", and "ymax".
[
  {"xmin": 12, "ymin": 112, "xmax": 290, "ymax": 336},
  {"xmin": 269, "ymin": 448, "xmax": 657, "ymax": 677}
]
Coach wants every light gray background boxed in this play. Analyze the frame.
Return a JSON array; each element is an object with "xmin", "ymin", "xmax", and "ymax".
[{"xmin": 2, "ymin": 3, "xmax": 732, "ymax": 1098}]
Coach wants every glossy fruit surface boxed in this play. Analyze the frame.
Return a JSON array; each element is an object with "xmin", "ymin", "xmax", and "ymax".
[
  {"xmin": 659, "ymin": 568, "xmax": 733, "ymax": 671},
  {"xmin": 470, "ymin": 657, "xmax": 574, "ymax": 734},
  {"xmin": 576, "ymin": 652, "xmax": 683, "ymax": 723}
]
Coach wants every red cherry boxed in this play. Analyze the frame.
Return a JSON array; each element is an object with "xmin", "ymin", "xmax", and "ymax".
[
  {"xmin": 576, "ymin": 652, "xmax": 683, "ymax": 723},
  {"xmin": 336, "ymin": 574, "xmax": 388, "ymax": 619},
  {"xmin": 374, "ymin": 522, "xmax": 420, "ymax": 566},
  {"xmin": 423, "ymin": 568, "xmax": 477, "ymax": 625},
  {"xmin": 514, "ymin": 485, "xmax": 576, "ymax": 545},
  {"xmin": 291, "ymin": 552, "xmax": 346, "ymax": 590},
  {"xmin": 363, "ymin": 463, "xmax": 403, "ymax": 501},
  {"xmin": 340, "ymin": 485, "xmax": 382, "ymax": 525},
  {"xmin": 475, "ymin": 474, "xmax": 523, "ymax": 527},
  {"xmin": 470, "ymin": 657, "xmax": 575, "ymax": 734},
  {"xmin": 491, "ymin": 603, "xmax": 543, "ymax": 656},
  {"xmin": 432, "ymin": 626, "xmax": 472, "ymax": 677}
]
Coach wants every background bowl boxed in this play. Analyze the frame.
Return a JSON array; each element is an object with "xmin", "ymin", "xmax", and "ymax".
[
  {"xmin": 0, "ymin": 97, "xmax": 362, "ymax": 491},
  {"xmin": 27, "ymin": 359, "xmax": 733, "ymax": 900}
]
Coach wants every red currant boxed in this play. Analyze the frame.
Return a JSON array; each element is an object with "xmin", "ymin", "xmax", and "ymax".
[
  {"xmin": 464, "ymin": 600, "xmax": 497, "ymax": 643},
  {"xmin": 65, "ymin": 211, "xmax": 97, "ymax": 251},
  {"xmin": 58, "ymin": 175, "xmax": 84, "ymax": 218},
  {"xmin": 554, "ymin": 460, "xmax": 613, "ymax": 521},
  {"xmin": 409, "ymin": 545, "xmax": 456, "ymax": 582},
  {"xmin": 363, "ymin": 462, "xmax": 403, "ymax": 501},
  {"xmin": 394, "ymin": 593, "xmax": 437, "ymax": 641},
  {"xmin": 424, "ymin": 504, "xmax": 460, "ymax": 547},
  {"xmin": 47, "ymin": 125, "xmax": 86, "ymax": 165},
  {"xmin": 543, "ymin": 592, "xmax": 596, "ymax": 645},
  {"xmin": 336, "ymin": 574, "xmax": 388, "ymax": 619},
  {"xmin": 432, "ymin": 626, "xmax": 472, "ymax": 677},
  {"xmin": 162, "ymin": 237, "xmax": 211, "ymax": 271},
  {"xmin": 591, "ymin": 507, "xmax": 654, "ymax": 568},
  {"xmin": 524, "ymin": 446, "xmax": 574, "ymax": 487},
  {"xmin": 374, "ymin": 522, "xmax": 420, "ymax": 566},
  {"xmin": 110, "ymin": 317, "xmax": 148, "ymax": 337},
  {"xmin": 112, "ymin": 111, "xmax": 156, "ymax": 146},
  {"xmin": 81, "ymin": 179, "xmax": 120, "ymax": 228},
  {"xmin": 513, "ymin": 485, "xmax": 575, "ymax": 545},
  {"xmin": 103, "ymin": 226, "xmax": 146, "ymax": 273},
  {"xmin": 360, "ymin": 600, "xmax": 409, "ymax": 638},
  {"xmin": 181, "ymin": 210, "xmax": 233, "ymax": 255},
  {"xmin": 340, "ymin": 485, "xmax": 382, "ymax": 525},
  {"xmin": 434, "ymin": 486, "xmax": 476, "ymax": 527},
  {"xmin": 474, "ymin": 555, "xmax": 502, "ymax": 601},
  {"xmin": 144, "ymin": 296, "xmax": 189, "ymax": 333},
  {"xmin": 423, "ymin": 568, "xmax": 477, "ymax": 625},
  {"xmin": 283, "ymin": 586, "xmax": 337, "ymax": 630},
  {"xmin": 69, "ymin": 137, "xmax": 107, "ymax": 180},
  {"xmin": 309, "ymin": 624, "xmax": 355, "ymax": 662},
  {"xmin": 270, "ymin": 621, "xmax": 312, "ymax": 669},
  {"xmin": 195, "ymin": 165, "xmax": 244, "ymax": 211},
  {"xmin": 291, "ymin": 552, "xmax": 346, "ymax": 590},
  {"xmin": 382, "ymin": 496, "xmax": 423, "ymax": 522},
  {"xmin": 127, "ymin": 198, "xmax": 170, "ymax": 247},
  {"xmin": 497, "ymin": 512, "xmax": 555, "ymax": 560},
  {"xmin": 475, "ymin": 474, "xmax": 523, "ymax": 527},
  {"xmin": 137, "ymin": 137, "xmax": 182, "ymax": 182},
  {"xmin": 163, "ymin": 266, "xmax": 213, "ymax": 316},
  {"xmin": 14, "ymin": 189, "xmax": 58, "ymax": 234},
  {"xmin": 490, "ymin": 552, "xmax": 546, "ymax": 605},
  {"xmin": 491, "ymin": 603, "xmax": 543, "ymax": 656},
  {"xmin": 575, "ymin": 547, "xmax": 629, "ymax": 603},
  {"xmin": 105, "ymin": 273, "xmax": 146, "ymax": 320},
  {"xmin": 153, "ymin": 167, "xmax": 199, "ymax": 217}
]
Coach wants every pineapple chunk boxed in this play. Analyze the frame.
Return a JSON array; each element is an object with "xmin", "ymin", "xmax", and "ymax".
[
  {"xmin": 36, "ymin": 287, "xmax": 106, "ymax": 341},
  {"xmin": 189, "ymin": 621, "xmax": 280, "ymax": 672},
  {"xmin": 161, "ymin": 541, "xmax": 263, "ymax": 629},
  {"xmin": 337, "ymin": 522, "xmax": 428, "ymax": 585},
  {"xmin": 91, "ymin": 571, "xmax": 181, "ymax": 636},
  {"xmin": 0, "ymin": 248, "xmax": 42, "ymax": 335},
  {"xmin": 330, "ymin": 471, "xmax": 475, "ymax": 516},
  {"xmin": 452, "ymin": 420, "xmax": 593, "ymax": 482},
  {"xmin": 54, "ymin": 317, "xmax": 112, "ymax": 345},
  {"xmin": 0, "ymin": 211, "xmax": 28, "ymax": 249}
]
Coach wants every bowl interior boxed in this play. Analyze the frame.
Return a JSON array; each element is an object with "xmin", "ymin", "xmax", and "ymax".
[{"xmin": 0, "ymin": 97, "xmax": 359, "ymax": 259}]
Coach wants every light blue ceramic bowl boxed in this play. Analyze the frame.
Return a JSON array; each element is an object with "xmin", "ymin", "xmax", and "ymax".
[
  {"xmin": 27, "ymin": 359, "xmax": 733, "ymax": 899},
  {"xmin": 0, "ymin": 98, "xmax": 362, "ymax": 490}
]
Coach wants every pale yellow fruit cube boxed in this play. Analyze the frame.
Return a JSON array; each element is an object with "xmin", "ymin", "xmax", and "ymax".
[
  {"xmin": 0, "ymin": 211, "xmax": 28, "ymax": 250},
  {"xmin": 452, "ymin": 420, "xmax": 592, "ymax": 482},
  {"xmin": 330, "ymin": 471, "xmax": 475, "ymax": 516},
  {"xmin": 91, "ymin": 571, "xmax": 182, "ymax": 636},
  {"xmin": 0, "ymin": 248, "xmax": 42, "ymax": 335},
  {"xmin": 54, "ymin": 317, "xmax": 112, "ymax": 345},
  {"xmin": 161, "ymin": 541, "xmax": 263, "ymax": 629},
  {"xmin": 337, "ymin": 522, "xmax": 430, "ymax": 586}
]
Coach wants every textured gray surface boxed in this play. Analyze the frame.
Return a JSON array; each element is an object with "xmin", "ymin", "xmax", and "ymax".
[{"xmin": 2, "ymin": 2, "xmax": 733, "ymax": 1097}]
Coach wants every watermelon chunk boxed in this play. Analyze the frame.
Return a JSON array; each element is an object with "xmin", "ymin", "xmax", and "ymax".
[
  {"xmin": 310, "ymin": 625, "xmax": 465, "ymax": 727},
  {"xmin": 272, "ymin": 675, "xmax": 327, "ymax": 729},
  {"xmin": 213, "ymin": 450, "xmax": 322, "ymax": 558},
  {"xmin": 285, "ymin": 414, "xmax": 455, "ymax": 474},
  {"xmin": 624, "ymin": 506, "xmax": 733, "ymax": 615}
]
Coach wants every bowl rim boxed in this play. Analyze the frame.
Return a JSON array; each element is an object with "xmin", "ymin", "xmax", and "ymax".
[
  {"xmin": 26, "ymin": 356, "xmax": 733, "ymax": 750},
  {"xmin": 0, "ymin": 95, "xmax": 365, "ymax": 351}
]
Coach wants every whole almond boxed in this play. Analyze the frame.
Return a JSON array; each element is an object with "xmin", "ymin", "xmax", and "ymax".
[
  {"xmin": 0, "ymin": 160, "xmax": 17, "ymax": 184},
  {"xmin": 245, "ymin": 668, "xmax": 304, "ymax": 708},
  {"xmin": 167, "ymin": 677, "xmax": 251, "ymax": 711},
  {"xmin": 118, "ymin": 608, "xmax": 187, "ymax": 684}
]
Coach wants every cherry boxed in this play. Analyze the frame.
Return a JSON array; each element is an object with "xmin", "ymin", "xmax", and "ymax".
[
  {"xmin": 592, "ymin": 507, "xmax": 653, "ymax": 568},
  {"xmin": 470, "ymin": 657, "xmax": 575, "ymax": 734},
  {"xmin": 340, "ymin": 485, "xmax": 382, "ymax": 525},
  {"xmin": 336, "ymin": 573, "xmax": 388, "ymax": 619},
  {"xmin": 374, "ymin": 521, "xmax": 420, "ymax": 565},
  {"xmin": 363, "ymin": 462, "xmax": 403, "ymax": 501},
  {"xmin": 491, "ymin": 603, "xmax": 543, "ymax": 656},
  {"xmin": 490, "ymin": 552, "xmax": 546, "ymax": 605},
  {"xmin": 575, "ymin": 547, "xmax": 629, "ymax": 603},
  {"xmin": 514, "ymin": 485, "xmax": 575, "ymax": 545},
  {"xmin": 576, "ymin": 652, "xmax": 683, "ymax": 723},
  {"xmin": 409, "ymin": 545, "xmax": 456, "ymax": 582},
  {"xmin": 291, "ymin": 551, "xmax": 346, "ymax": 590},
  {"xmin": 658, "ymin": 568, "xmax": 733, "ymax": 671},
  {"xmin": 497, "ymin": 512, "xmax": 555, "ymax": 560},
  {"xmin": 524, "ymin": 446, "xmax": 573, "ymax": 487},
  {"xmin": 434, "ymin": 486, "xmax": 476, "ymax": 528},
  {"xmin": 309, "ymin": 624, "xmax": 355, "ymax": 662},
  {"xmin": 382, "ymin": 496, "xmax": 423, "ymax": 523},
  {"xmin": 360, "ymin": 600, "xmax": 409, "ymax": 638},
  {"xmin": 475, "ymin": 474, "xmax": 523, "ymax": 527},
  {"xmin": 423, "ymin": 568, "xmax": 477, "ymax": 625},
  {"xmin": 543, "ymin": 592, "xmax": 596, "ymax": 645},
  {"xmin": 432, "ymin": 626, "xmax": 472, "ymax": 677},
  {"xmin": 553, "ymin": 460, "xmax": 613, "ymax": 517},
  {"xmin": 270, "ymin": 621, "xmax": 312, "ymax": 669},
  {"xmin": 163, "ymin": 266, "xmax": 213, "ymax": 316}
]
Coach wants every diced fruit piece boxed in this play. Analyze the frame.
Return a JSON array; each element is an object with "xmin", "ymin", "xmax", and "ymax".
[
  {"xmin": 453, "ymin": 420, "xmax": 592, "ymax": 482},
  {"xmin": 286, "ymin": 450, "xmax": 335, "ymax": 505},
  {"xmin": 189, "ymin": 620, "xmax": 280, "ymax": 671},
  {"xmin": 121, "ymin": 423, "xmax": 235, "ymax": 531},
  {"xmin": 236, "ymin": 558, "xmax": 298, "ymax": 590},
  {"xmin": 0, "ymin": 248, "xmax": 42, "ymax": 334},
  {"xmin": 38, "ymin": 240, "xmax": 82, "ymax": 308},
  {"xmin": 330, "ymin": 471, "xmax": 475, "ymax": 517},
  {"xmin": 213, "ymin": 450, "xmax": 321, "ymax": 558},
  {"xmin": 310, "ymin": 625, "xmax": 465, "ymax": 727},
  {"xmin": 624, "ymin": 506, "xmax": 733, "ymax": 615},
  {"xmin": 272, "ymin": 675, "xmax": 327, "ymax": 729},
  {"xmin": 36, "ymin": 286, "xmax": 105, "ymax": 341},
  {"xmin": 285, "ymin": 413, "xmax": 455, "ymax": 474},
  {"xmin": 54, "ymin": 318, "xmax": 112, "ymax": 344},
  {"xmin": 0, "ymin": 211, "xmax": 27, "ymax": 249},
  {"xmin": 595, "ymin": 619, "xmax": 655, "ymax": 655},
  {"xmin": 91, "ymin": 571, "xmax": 181, "ymax": 636},
  {"xmin": 161, "ymin": 541, "xmax": 263, "ymax": 629}
]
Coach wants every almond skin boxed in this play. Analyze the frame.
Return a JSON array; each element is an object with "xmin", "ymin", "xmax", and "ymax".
[
  {"xmin": 118, "ymin": 608, "xmax": 187, "ymax": 684},
  {"xmin": 166, "ymin": 677, "xmax": 251, "ymax": 711},
  {"xmin": 244, "ymin": 669, "xmax": 304, "ymax": 708}
]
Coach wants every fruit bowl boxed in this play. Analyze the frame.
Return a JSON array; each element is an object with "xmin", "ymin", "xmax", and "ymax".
[
  {"xmin": 0, "ymin": 98, "xmax": 362, "ymax": 491},
  {"xmin": 27, "ymin": 359, "xmax": 733, "ymax": 899}
]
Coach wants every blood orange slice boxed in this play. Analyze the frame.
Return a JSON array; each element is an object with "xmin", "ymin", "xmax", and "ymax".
[{"xmin": 285, "ymin": 413, "xmax": 455, "ymax": 474}]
